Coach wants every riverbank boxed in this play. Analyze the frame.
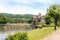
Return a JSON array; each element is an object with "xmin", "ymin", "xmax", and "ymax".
[
  {"xmin": 28, "ymin": 27, "xmax": 54, "ymax": 40},
  {"xmin": 1, "ymin": 27, "xmax": 59, "ymax": 40}
]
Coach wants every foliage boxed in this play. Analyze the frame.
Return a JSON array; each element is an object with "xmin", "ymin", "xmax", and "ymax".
[
  {"xmin": 0, "ymin": 15, "xmax": 10, "ymax": 24},
  {"xmin": 48, "ymin": 4, "xmax": 60, "ymax": 20},
  {"xmin": 5, "ymin": 32, "xmax": 28, "ymax": 40},
  {"xmin": 44, "ymin": 15, "xmax": 53, "ymax": 25},
  {"xmin": 5, "ymin": 27, "xmax": 54, "ymax": 40},
  {"xmin": 27, "ymin": 19, "xmax": 32, "ymax": 23},
  {"xmin": 0, "ymin": 13, "xmax": 34, "ymax": 19},
  {"xmin": 47, "ymin": 4, "xmax": 60, "ymax": 26},
  {"xmin": 36, "ymin": 25, "xmax": 43, "ymax": 28},
  {"xmin": 0, "ymin": 13, "xmax": 34, "ymax": 23}
]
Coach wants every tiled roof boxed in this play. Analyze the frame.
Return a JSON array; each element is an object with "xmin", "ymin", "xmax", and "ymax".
[{"xmin": 33, "ymin": 16, "xmax": 38, "ymax": 19}]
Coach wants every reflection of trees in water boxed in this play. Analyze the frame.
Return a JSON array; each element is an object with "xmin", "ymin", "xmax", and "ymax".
[
  {"xmin": 0, "ymin": 25, "xmax": 4, "ymax": 31},
  {"xmin": 0, "ymin": 24, "xmax": 32, "ymax": 32},
  {"xmin": 0, "ymin": 25, "xmax": 10, "ymax": 32}
]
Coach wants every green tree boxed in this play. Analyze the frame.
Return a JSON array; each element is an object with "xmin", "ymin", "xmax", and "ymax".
[
  {"xmin": 47, "ymin": 4, "xmax": 60, "ymax": 30},
  {"xmin": 0, "ymin": 15, "xmax": 9, "ymax": 24},
  {"xmin": 44, "ymin": 15, "xmax": 53, "ymax": 25}
]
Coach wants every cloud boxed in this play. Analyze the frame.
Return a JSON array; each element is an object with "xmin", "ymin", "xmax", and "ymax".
[
  {"xmin": 0, "ymin": 4, "xmax": 45, "ymax": 15},
  {"xmin": 0, "ymin": 0, "xmax": 47, "ymax": 15},
  {"xmin": 0, "ymin": 0, "xmax": 55, "ymax": 15}
]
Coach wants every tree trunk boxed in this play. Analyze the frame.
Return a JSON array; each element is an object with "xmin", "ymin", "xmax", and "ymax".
[{"xmin": 54, "ymin": 18, "xmax": 57, "ymax": 30}]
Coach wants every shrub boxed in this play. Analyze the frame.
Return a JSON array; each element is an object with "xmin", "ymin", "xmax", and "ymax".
[
  {"xmin": 36, "ymin": 25, "xmax": 43, "ymax": 29},
  {"xmin": 5, "ymin": 32, "xmax": 28, "ymax": 40}
]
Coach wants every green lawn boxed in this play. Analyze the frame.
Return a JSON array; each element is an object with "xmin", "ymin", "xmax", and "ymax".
[{"xmin": 28, "ymin": 27, "xmax": 54, "ymax": 40}]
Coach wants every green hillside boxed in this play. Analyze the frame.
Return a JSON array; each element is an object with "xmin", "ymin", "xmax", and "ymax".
[
  {"xmin": 0, "ymin": 13, "xmax": 35, "ymax": 23},
  {"xmin": 0, "ymin": 13, "xmax": 34, "ymax": 19}
]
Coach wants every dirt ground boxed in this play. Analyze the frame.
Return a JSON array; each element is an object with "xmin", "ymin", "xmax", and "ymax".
[{"xmin": 41, "ymin": 29, "xmax": 60, "ymax": 40}]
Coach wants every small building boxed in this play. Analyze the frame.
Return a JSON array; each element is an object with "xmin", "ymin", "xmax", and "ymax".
[{"xmin": 32, "ymin": 12, "xmax": 45, "ymax": 28}]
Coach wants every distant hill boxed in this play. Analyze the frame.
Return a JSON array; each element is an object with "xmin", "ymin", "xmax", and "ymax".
[{"xmin": 0, "ymin": 13, "xmax": 35, "ymax": 19}]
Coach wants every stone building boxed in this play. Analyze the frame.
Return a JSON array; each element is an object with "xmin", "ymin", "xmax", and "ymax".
[{"xmin": 32, "ymin": 12, "xmax": 45, "ymax": 28}]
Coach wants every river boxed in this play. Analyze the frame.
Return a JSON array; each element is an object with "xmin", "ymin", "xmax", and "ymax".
[{"xmin": 0, "ymin": 23, "xmax": 32, "ymax": 40}]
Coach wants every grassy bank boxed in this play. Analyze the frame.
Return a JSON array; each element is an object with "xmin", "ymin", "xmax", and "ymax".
[
  {"xmin": 6, "ymin": 27, "xmax": 59, "ymax": 40},
  {"xmin": 28, "ymin": 27, "xmax": 54, "ymax": 40}
]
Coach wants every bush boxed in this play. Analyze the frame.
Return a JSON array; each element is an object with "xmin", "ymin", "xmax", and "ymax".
[
  {"xmin": 36, "ymin": 25, "xmax": 43, "ymax": 29},
  {"xmin": 5, "ymin": 32, "xmax": 28, "ymax": 40}
]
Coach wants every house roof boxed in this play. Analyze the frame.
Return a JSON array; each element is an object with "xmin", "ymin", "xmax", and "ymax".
[{"xmin": 33, "ymin": 16, "xmax": 38, "ymax": 19}]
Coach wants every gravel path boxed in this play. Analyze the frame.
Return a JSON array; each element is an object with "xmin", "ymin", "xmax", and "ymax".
[{"xmin": 41, "ymin": 29, "xmax": 60, "ymax": 40}]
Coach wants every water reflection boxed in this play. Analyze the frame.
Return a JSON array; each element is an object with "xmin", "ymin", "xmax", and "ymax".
[
  {"xmin": 0, "ymin": 23, "xmax": 32, "ymax": 40},
  {"xmin": 0, "ymin": 23, "xmax": 32, "ymax": 32}
]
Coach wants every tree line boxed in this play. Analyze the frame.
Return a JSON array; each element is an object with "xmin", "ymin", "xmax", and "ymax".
[{"xmin": 0, "ymin": 14, "xmax": 33, "ymax": 24}]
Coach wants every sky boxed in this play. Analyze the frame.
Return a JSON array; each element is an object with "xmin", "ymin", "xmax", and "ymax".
[{"xmin": 0, "ymin": 0, "xmax": 60, "ymax": 15}]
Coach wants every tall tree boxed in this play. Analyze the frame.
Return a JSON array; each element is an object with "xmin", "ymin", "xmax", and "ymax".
[{"xmin": 47, "ymin": 4, "xmax": 60, "ymax": 30}]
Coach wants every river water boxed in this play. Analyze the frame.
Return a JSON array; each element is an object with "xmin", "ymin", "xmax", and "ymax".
[{"xmin": 0, "ymin": 23, "xmax": 32, "ymax": 40}]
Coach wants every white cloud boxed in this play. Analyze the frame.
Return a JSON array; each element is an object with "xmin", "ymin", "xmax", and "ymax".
[
  {"xmin": 0, "ymin": 5, "xmax": 45, "ymax": 15},
  {"xmin": 0, "ymin": 0, "xmax": 48, "ymax": 15}
]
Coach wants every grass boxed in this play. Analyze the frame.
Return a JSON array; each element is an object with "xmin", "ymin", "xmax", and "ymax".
[
  {"xmin": 5, "ymin": 26, "xmax": 60, "ymax": 40},
  {"xmin": 28, "ymin": 27, "xmax": 54, "ymax": 40}
]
